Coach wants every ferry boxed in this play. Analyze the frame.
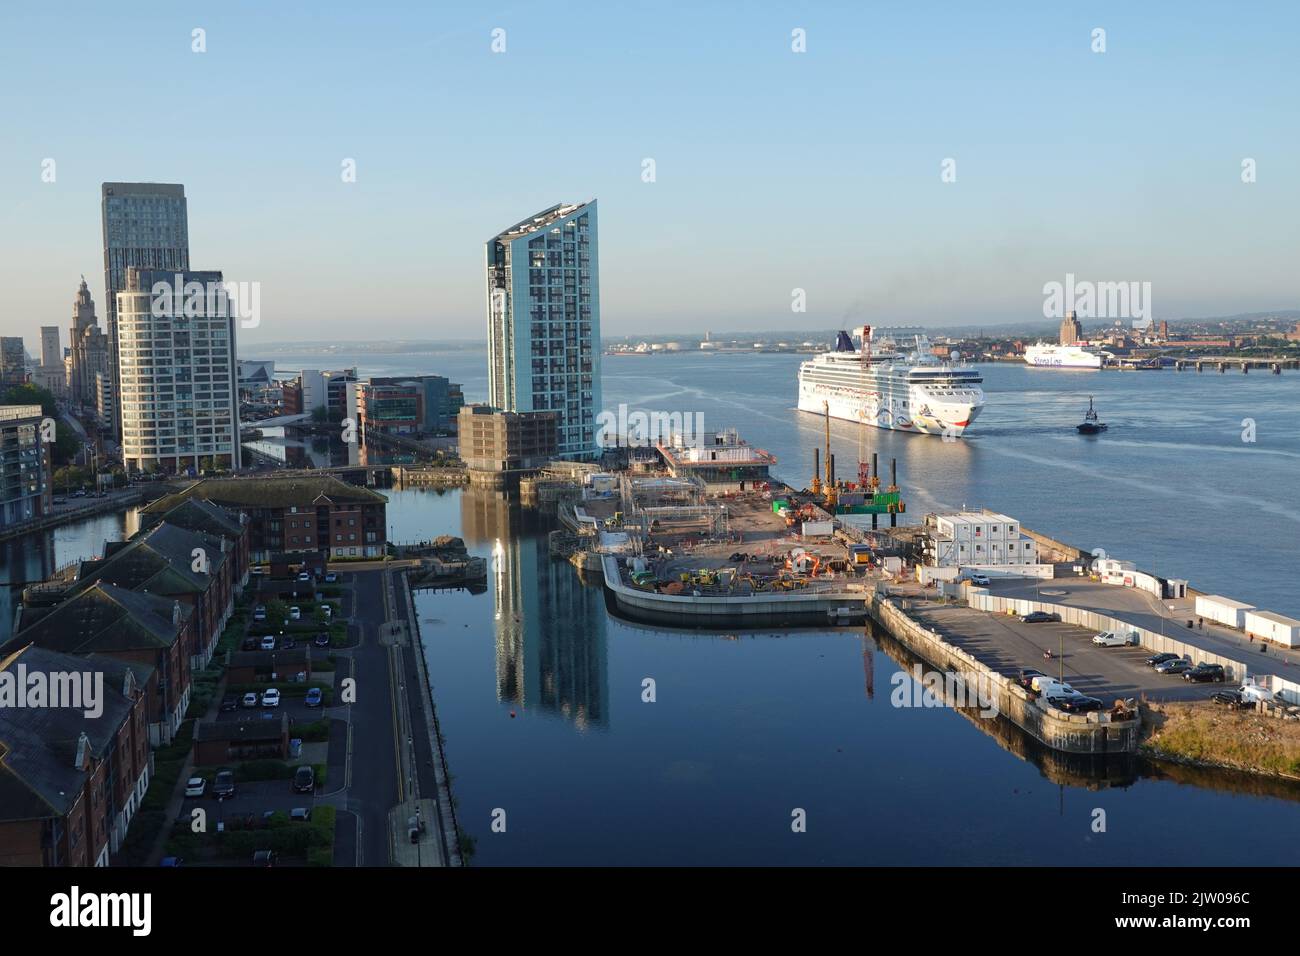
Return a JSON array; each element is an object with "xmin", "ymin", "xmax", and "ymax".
[
  {"xmin": 1023, "ymin": 343, "xmax": 1109, "ymax": 369},
  {"xmin": 796, "ymin": 327, "xmax": 985, "ymax": 436}
]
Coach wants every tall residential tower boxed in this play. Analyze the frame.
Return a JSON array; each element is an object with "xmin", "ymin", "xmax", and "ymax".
[
  {"xmin": 116, "ymin": 268, "xmax": 240, "ymax": 474},
  {"xmin": 486, "ymin": 201, "xmax": 600, "ymax": 459},
  {"xmin": 101, "ymin": 183, "xmax": 190, "ymax": 434}
]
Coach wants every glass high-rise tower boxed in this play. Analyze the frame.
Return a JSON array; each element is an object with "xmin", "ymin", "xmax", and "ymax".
[
  {"xmin": 486, "ymin": 201, "xmax": 601, "ymax": 459},
  {"xmin": 101, "ymin": 183, "xmax": 190, "ymax": 435}
]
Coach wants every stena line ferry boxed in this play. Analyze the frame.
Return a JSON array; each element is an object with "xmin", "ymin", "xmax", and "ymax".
[{"xmin": 796, "ymin": 326, "xmax": 986, "ymax": 436}]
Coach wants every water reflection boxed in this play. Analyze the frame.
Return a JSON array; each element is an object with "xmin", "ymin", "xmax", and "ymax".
[{"xmin": 460, "ymin": 489, "xmax": 609, "ymax": 730}]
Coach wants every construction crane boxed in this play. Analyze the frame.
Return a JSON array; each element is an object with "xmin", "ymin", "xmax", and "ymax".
[{"xmin": 822, "ymin": 401, "xmax": 837, "ymax": 508}]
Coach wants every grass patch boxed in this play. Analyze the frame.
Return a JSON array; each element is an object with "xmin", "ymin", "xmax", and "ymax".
[{"xmin": 1142, "ymin": 701, "xmax": 1300, "ymax": 777}]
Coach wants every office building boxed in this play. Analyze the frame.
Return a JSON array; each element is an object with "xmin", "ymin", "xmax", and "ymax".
[
  {"xmin": 458, "ymin": 404, "xmax": 558, "ymax": 475},
  {"xmin": 115, "ymin": 267, "xmax": 239, "ymax": 475},
  {"xmin": 101, "ymin": 183, "xmax": 190, "ymax": 434},
  {"xmin": 367, "ymin": 374, "xmax": 464, "ymax": 433},
  {"xmin": 0, "ymin": 338, "xmax": 26, "ymax": 388},
  {"xmin": 295, "ymin": 368, "xmax": 356, "ymax": 419},
  {"xmin": 39, "ymin": 327, "xmax": 60, "ymax": 369},
  {"xmin": 486, "ymin": 201, "xmax": 600, "ymax": 459},
  {"xmin": 0, "ymin": 405, "xmax": 52, "ymax": 527},
  {"xmin": 66, "ymin": 277, "xmax": 110, "ymax": 407}
]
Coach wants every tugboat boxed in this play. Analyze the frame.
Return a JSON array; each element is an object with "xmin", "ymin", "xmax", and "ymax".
[{"xmin": 1076, "ymin": 396, "xmax": 1107, "ymax": 434}]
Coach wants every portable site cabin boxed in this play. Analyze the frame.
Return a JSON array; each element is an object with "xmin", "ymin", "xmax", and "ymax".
[
  {"xmin": 1243, "ymin": 610, "xmax": 1300, "ymax": 648},
  {"xmin": 1194, "ymin": 594, "xmax": 1256, "ymax": 629}
]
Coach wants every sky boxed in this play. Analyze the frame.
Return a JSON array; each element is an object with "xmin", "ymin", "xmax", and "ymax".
[{"xmin": 2, "ymin": 0, "xmax": 1297, "ymax": 351}]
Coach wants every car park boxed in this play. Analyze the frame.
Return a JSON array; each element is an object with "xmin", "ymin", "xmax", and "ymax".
[
  {"xmin": 293, "ymin": 766, "xmax": 315, "ymax": 793},
  {"xmin": 260, "ymin": 636, "xmax": 276, "ymax": 651},
  {"xmin": 1022, "ymin": 611, "xmax": 1061, "ymax": 624},
  {"xmin": 184, "ymin": 777, "xmax": 207, "ymax": 797},
  {"xmin": 1184, "ymin": 663, "xmax": 1226, "ymax": 683},
  {"xmin": 1146, "ymin": 652, "xmax": 1180, "ymax": 667},
  {"xmin": 305, "ymin": 687, "xmax": 323, "ymax": 707},
  {"xmin": 212, "ymin": 770, "xmax": 236, "ymax": 800},
  {"xmin": 1155, "ymin": 658, "xmax": 1191, "ymax": 675},
  {"xmin": 241, "ymin": 692, "xmax": 259, "ymax": 708},
  {"xmin": 261, "ymin": 688, "xmax": 281, "ymax": 707},
  {"xmin": 1091, "ymin": 631, "xmax": 1128, "ymax": 647}
]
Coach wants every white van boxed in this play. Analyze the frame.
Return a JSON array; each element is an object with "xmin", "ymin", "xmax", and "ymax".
[{"xmin": 1031, "ymin": 675, "xmax": 1075, "ymax": 696}]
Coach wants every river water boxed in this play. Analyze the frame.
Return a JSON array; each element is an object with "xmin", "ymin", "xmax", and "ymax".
[{"xmin": 5, "ymin": 348, "xmax": 1298, "ymax": 864}]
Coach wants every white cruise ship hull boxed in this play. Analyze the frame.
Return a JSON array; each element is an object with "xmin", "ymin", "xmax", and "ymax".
[{"xmin": 797, "ymin": 378, "xmax": 983, "ymax": 436}]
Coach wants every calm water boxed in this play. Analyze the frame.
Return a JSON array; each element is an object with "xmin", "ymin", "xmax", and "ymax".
[{"xmin": 6, "ymin": 349, "xmax": 1298, "ymax": 864}]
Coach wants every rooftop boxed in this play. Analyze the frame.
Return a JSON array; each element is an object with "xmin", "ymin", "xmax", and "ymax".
[
  {"xmin": 492, "ymin": 200, "xmax": 593, "ymax": 243},
  {"xmin": 141, "ymin": 475, "xmax": 387, "ymax": 512}
]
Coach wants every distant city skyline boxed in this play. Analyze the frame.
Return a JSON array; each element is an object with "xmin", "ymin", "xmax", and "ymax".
[{"xmin": 5, "ymin": 1, "xmax": 1298, "ymax": 349}]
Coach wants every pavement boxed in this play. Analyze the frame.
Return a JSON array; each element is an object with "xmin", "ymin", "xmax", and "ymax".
[
  {"xmin": 984, "ymin": 576, "xmax": 1300, "ymax": 679},
  {"xmin": 906, "ymin": 601, "xmax": 1221, "ymax": 704}
]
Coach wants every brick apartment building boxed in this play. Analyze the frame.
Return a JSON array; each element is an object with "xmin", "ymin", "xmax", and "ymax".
[
  {"xmin": 0, "ymin": 647, "xmax": 151, "ymax": 866},
  {"xmin": 141, "ymin": 475, "xmax": 387, "ymax": 561}
]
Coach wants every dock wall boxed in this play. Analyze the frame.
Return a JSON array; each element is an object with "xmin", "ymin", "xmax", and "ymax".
[
  {"xmin": 964, "ymin": 588, "xmax": 1251, "ymax": 683},
  {"xmin": 869, "ymin": 593, "xmax": 1140, "ymax": 754}
]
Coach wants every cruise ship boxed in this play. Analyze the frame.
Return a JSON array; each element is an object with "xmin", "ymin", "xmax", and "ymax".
[
  {"xmin": 796, "ymin": 327, "xmax": 985, "ymax": 436},
  {"xmin": 1023, "ymin": 343, "xmax": 1109, "ymax": 369}
]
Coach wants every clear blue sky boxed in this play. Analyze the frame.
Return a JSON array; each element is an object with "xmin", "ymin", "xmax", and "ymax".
[{"xmin": 2, "ymin": 0, "xmax": 1296, "ymax": 349}]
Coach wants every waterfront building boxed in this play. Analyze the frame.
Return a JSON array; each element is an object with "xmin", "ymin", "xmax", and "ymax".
[
  {"xmin": 369, "ymin": 374, "xmax": 464, "ymax": 433},
  {"xmin": 116, "ymin": 267, "xmax": 240, "ymax": 475},
  {"xmin": 0, "ymin": 647, "xmax": 151, "ymax": 866},
  {"xmin": 486, "ymin": 201, "xmax": 601, "ymax": 459},
  {"xmin": 101, "ymin": 183, "xmax": 190, "ymax": 435},
  {"xmin": 1059, "ymin": 311, "xmax": 1084, "ymax": 345},
  {"xmin": 0, "ymin": 404, "xmax": 52, "ymax": 528},
  {"xmin": 293, "ymin": 368, "xmax": 357, "ymax": 419},
  {"xmin": 353, "ymin": 380, "xmax": 420, "ymax": 440},
  {"xmin": 141, "ymin": 475, "xmax": 387, "ymax": 561},
  {"xmin": 0, "ymin": 338, "xmax": 26, "ymax": 388},
  {"xmin": 66, "ymin": 277, "xmax": 110, "ymax": 407},
  {"xmin": 4, "ymin": 582, "xmax": 195, "ymax": 745},
  {"xmin": 458, "ymin": 404, "xmax": 558, "ymax": 477}
]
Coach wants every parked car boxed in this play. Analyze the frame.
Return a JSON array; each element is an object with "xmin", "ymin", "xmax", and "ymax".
[
  {"xmin": 289, "ymin": 606, "xmax": 301, "ymax": 620},
  {"xmin": 1091, "ymin": 631, "xmax": 1128, "ymax": 647},
  {"xmin": 1155, "ymin": 658, "xmax": 1192, "ymax": 675},
  {"xmin": 253, "ymin": 605, "xmax": 267, "ymax": 622},
  {"xmin": 252, "ymin": 850, "xmax": 277, "ymax": 867},
  {"xmin": 282, "ymin": 637, "xmax": 297, "ymax": 650},
  {"xmin": 1031, "ymin": 675, "xmax": 1075, "ymax": 696},
  {"xmin": 1015, "ymin": 668, "xmax": 1046, "ymax": 690},
  {"xmin": 1022, "ymin": 611, "xmax": 1061, "ymax": 624},
  {"xmin": 261, "ymin": 688, "xmax": 281, "ymax": 707},
  {"xmin": 1146, "ymin": 652, "xmax": 1180, "ymax": 667},
  {"xmin": 159, "ymin": 857, "xmax": 184, "ymax": 867},
  {"xmin": 293, "ymin": 766, "xmax": 315, "ymax": 794},
  {"xmin": 212, "ymin": 770, "xmax": 236, "ymax": 800},
  {"xmin": 968, "ymin": 572, "xmax": 991, "ymax": 586},
  {"xmin": 314, "ymin": 633, "xmax": 331, "ymax": 648},
  {"xmin": 250, "ymin": 566, "xmax": 267, "ymax": 577},
  {"xmin": 324, "ymin": 572, "xmax": 338, "ymax": 584},
  {"xmin": 260, "ymin": 636, "xmax": 276, "ymax": 651},
  {"xmin": 297, "ymin": 571, "xmax": 311, "ymax": 583},
  {"xmin": 289, "ymin": 738, "xmax": 303, "ymax": 759},
  {"xmin": 305, "ymin": 687, "xmax": 323, "ymax": 707},
  {"xmin": 241, "ymin": 636, "xmax": 259, "ymax": 651},
  {"xmin": 241, "ymin": 692, "xmax": 259, "ymax": 708},
  {"xmin": 1212, "ymin": 689, "xmax": 1245, "ymax": 708},
  {"xmin": 184, "ymin": 777, "xmax": 207, "ymax": 797},
  {"xmin": 1184, "ymin": 663, "xmax": 1226, "ymax": 683},
  {"xmin": 289, "ymin": 807, "xmax": 312, "ymax": 822},
  {"xmin": 1047, "ymin": 693, "xmax": 1104, "ymax": 714}
]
